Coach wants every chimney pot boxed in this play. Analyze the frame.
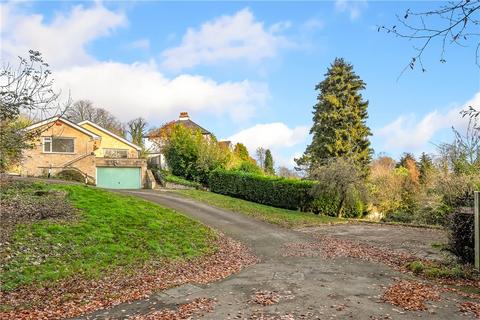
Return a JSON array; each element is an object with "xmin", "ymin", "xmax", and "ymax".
[{"xmin": 179, "ymin": 112, "xmax": 189, "ymax": 120}]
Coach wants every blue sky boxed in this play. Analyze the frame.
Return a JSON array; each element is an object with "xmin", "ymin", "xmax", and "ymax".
[{"xmin": 1, "ymin": 1, "xmax": 479, "ymax": 167}]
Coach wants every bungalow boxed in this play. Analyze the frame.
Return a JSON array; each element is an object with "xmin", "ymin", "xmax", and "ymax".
[
  {"xmin": 21, "ymin": 116, "xmax": 148, "ymax": 189},
  {"xmin": 145, "ymin": 112, "xmax": 212, "ymax": 169}
]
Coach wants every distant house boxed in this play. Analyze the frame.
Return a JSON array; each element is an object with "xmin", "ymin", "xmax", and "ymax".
[
  {"xmin": 21, "ymin": 116, "xmax": 148, "ymax": 189},
  {"xmin": 145, "ymin": 112, "xmax": 230, "ymax": 169}
]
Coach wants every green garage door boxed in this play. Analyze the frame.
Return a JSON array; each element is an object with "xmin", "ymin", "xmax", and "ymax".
[{"xmin": 96, "ymin": 167, "xmax": 141, "ymax": 189}]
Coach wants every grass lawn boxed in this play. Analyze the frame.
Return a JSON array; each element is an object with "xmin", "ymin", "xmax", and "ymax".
[
  {"xmin": 1, "ymin": 184, "xmax": 217, "ymax": 291},
  {"xmin": 174, "ymin": 189, "xmax": 345, "ymax": 228}
]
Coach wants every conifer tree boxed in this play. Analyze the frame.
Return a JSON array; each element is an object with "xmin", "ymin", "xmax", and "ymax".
[
  {"xmin": 296, "ymin": 58, "xmax": 372, "ymax": 174},
  {"xmin": 418, "ymin": 152, "xmax": 434, "ymax": 185},
  {"xmin": 264, "ymin": 149, "xmax": 275, "ymax": 175}
]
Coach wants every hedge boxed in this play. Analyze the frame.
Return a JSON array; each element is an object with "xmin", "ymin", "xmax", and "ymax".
[
  {"xmin": 447, "ymin": 209, "xmax": 474, "ymax": 264},
  {"xmin": 208, "ymin": 169, "xmax": 315, "ymax": 211}
]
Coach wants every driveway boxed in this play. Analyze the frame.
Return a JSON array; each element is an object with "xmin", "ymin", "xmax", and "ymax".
[{"xmin": 76, "ymin": 190, "xmax": 475, "ymax": 320}]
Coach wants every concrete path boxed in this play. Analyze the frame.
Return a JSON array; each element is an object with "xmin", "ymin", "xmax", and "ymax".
[{"xmin": 76, "ymin": 190, "xmax": 474, "ymax": 320}]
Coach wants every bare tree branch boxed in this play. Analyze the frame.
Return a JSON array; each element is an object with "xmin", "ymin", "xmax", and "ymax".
[{"xmin": 379, "ymin": 0, "xmax": 480, "ymax": 76}]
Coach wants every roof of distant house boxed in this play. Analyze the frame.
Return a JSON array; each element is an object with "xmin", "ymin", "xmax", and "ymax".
[{"xmin": 147, "ymin": 112, "xmax": 211, "ymax": 137}]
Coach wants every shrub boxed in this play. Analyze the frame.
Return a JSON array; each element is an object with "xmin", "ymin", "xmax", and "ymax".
[
  {"xmin": 163, "ymin": 124, "xmax": 228, "ymax": 184},
  {"xmin": 447, "ymin": 209, "xmax": 474, "ymax": 264},
  {"xmin": 309, "ymin": 158, "xmax": 368, "ymax": 218},
  {"xmin": 382, "ymin": 211, "xmax": 415, "ymax": 224},
  {"xmin": 234, "ymin": 161, "xmax": 263, "ymax": 175},
  {"xmin": 56, "ymin": 170, "xmax": 84, "ymax": 182},
  {"xmin": 209, "ymin": 169, "xmax": 314, "ymax": 211}
]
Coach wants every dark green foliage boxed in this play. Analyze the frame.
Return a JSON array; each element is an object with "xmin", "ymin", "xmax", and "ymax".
[
  {"xmin": 163, "ymin": 124, "xmax": 227, "ymax": 184},
  {"xmin": 209, "ymin": 164, "xmax": 366, "ymax": 217},
  {"xmin": 264, "ymin": 149, "xmax": 275, "ymax": 175},
  {"xmin": 309, "ymin": 158, "xmax": 367, "ymax": 218},
  {"xmin": 447, "ymin": 210, "xmax": 474, "ymax": 264},
  {"xmin": 209, "ymin": 169, "xmax": 315, "ymax": 211},
  {"xmin": 418, "ymin": 152, "xmax": 434, "ymax": 185},
  {"xmin": 56, "ymin": 170, "xmax": 84, "ymax": 182},
  {"xmin": 0, "ymin": 120, "xmax": 31, "ymax": 172},
  {"xmin": 296, "ymin": 58, "xmax": 372, "ymax": 174},
  {"xmin": 397, "ymin": 152, "xmax": 417, "ymax": 168},
  {"xmin": 164, "ymin": 124, "xmax": 201, "ymax": 180},
  {"xmin": 382, "ymin": 211, "xmax": 415, "ymax": 224}
]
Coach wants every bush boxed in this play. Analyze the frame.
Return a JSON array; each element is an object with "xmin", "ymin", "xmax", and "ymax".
[
  {"xmin": 56, "ymin": 170, "xmax": 84, "ymax": 182},
  {"xmin": 382, "ymin": 211, "xmax": 415, "ymax": 224},
  {"xmin": 234, "ymin": 161, "xmax": 263, "ymax": 175},
  {"xmin": 309, "ymin": 158, "xmax": 368, "ymax": 218},
  {"xmin": 163, "ymin": 124, "xmax": 228, "ymax": 185},
  {"xmin": 447, "ymin": 209, "xmax": 474, "ymax": 264},
  {"xmin": 209, "ymin": 169, "xmax": 314, "ymax": 211}
]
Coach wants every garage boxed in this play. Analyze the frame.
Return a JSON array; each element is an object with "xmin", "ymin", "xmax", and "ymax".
[{"xmin": 96, "ymin": 167, "xmax": 142, "ymax": 189}]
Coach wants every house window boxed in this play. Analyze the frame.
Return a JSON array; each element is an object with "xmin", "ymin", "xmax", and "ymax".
[
  {"xmin": 103, "ymin": 148, "xmax": 128, "ymax": 158},
  {"xmin": 43, "ymin": 137, "xmax": 74, "ymax": 153}
]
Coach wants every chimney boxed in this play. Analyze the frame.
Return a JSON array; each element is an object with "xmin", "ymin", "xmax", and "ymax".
[{"xmin": 179, "ymin": 112, "xmax": 190, "ymax": 121}]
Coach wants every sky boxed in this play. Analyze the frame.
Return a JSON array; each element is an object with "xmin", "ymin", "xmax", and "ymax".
[{"xmin": 1, "ymin": 1, "xmax": 479, "ymax": 168}]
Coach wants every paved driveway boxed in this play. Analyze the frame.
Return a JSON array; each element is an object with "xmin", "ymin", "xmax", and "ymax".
[{"xmin": 76, "ymin": 190, "xmax": 474, "ymax": 320}]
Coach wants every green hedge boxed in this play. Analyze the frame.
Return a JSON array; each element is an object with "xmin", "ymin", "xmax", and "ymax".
[{"xmin": 208, "ymin": 169, "xmax": 314, "ymax": 211}]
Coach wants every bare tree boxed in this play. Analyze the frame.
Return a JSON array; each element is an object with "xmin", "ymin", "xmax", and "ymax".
[
  {"xmin": 379, "ymin": 1, "xmax": 480, "ymax": 74},
  {"xmin": 127, "ymin": 117, "xmax": 148, "ymax": 148},
  {"xmin": 462, "ymin": 105, "xmax": 480, "ymax": 120},
  {"xmin": 64, "ymin": 100, "xmax": 96, "ymax": 121},
  {"xmin": 277, "ymin": 166, "xmax": 300, "ymax": 179},
  {"xmin": 437, "ymin": 117, "xmax": 480, "ymax": 174},
  {"xmin": 66, "ymin": 100, "xmax": 125, "ymax": 137},
  {"xmin": 255, "ymin": 147, "xmax": 266, "ymax": 169},
  {"xmin": 0, "ymin": 50, "xmax": 70, "ymax": 171}
]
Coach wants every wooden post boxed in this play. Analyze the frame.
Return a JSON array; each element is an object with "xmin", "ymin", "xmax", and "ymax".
[{"xmin": 475, "ymin": 191, "xmax": 480, "ymax": 270}]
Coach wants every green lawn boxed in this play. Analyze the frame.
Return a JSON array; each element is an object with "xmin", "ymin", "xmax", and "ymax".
[
  {"xmin": 1, "ymin": 184, "xmax": 216, "ymax": 291},
  {"xmin": 174, "ymin": 189, "xmax": 345, "ymax": 228}
]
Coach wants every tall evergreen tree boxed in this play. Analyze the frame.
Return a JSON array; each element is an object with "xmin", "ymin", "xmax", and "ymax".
[
  {"xmin": 417, "ymin": 152, "xmax": 434, "ymax": 185},
  {"xmin": 397, "ymin": 152, "xmax": 417, "ymax": 168},
  {"xmin": 264, "ymin": 149, "xmax": 275, "ymax": 175},
  {"xmin": 296, "ymin": 58, "xmax": 372, "ymax": 174}
]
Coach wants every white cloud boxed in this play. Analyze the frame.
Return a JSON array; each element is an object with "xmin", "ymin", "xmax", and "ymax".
[
  {"xmin": 376, "ymin": 93, "xmax": 480, "ymax": 151},
  {"xmin": 55, "ymin": 61, "xmax": 268, "ymax": 122},
  {"xmin": 161, "ymin": 8, "xmax": 292, "ymax": 70},
  {"xmin": 335, "ymin": 0, "xmax": 368, "ymax": 20},
  {"xmin": 227, "ymin": 123, "xmax": 309, "ymax": 166},
  {"xmin": 1, "ymin": 3, "xmax": 268, "ymax": 123},
  {"xmin": 0, "ymin": 3, "xmax": 126, "ymax": 68}
]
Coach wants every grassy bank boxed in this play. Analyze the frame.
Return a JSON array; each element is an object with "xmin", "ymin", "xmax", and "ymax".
[
  {"xmin": 1, "ymin": 183, "xmax": 216, "ymax": 291},
  {"xmin": 174, "ymin": 189, "xmax": 345, "ymax": 228}
]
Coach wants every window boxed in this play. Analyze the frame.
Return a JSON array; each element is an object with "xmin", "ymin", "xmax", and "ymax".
[
  {"xmin": 103, "ymin": 148, "xmax": 128, "ymax": 158},
  {"xmin": 43, "ymin": 137, "xmax": 74, "ymax": 153}
]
